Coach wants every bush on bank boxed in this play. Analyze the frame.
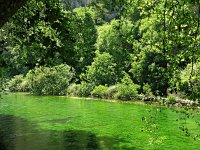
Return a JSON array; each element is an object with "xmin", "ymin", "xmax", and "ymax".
[
  {"xmin": 67, "ymin": 82, "xmax": 95, "ymax": 97},
  {"xmin": 26, "ymin": 64, "xmax": 74, "ymax": 95},
  {"xmin": 8, "ymin": 62, "xmax": 200, "ymax": 104},
  {"xmin": 67, "ymin": 74, "xmax": 140, "ymax": 101},
  {"xmin": 7, "ymin": 75, "xmax": 29, "ymax": 92},
  {"xmin": 66, "ymin": 83, "xmax": 80, "ymax": 96},
  {"xmin": 91, "ymin": 85, "xmax": 109, "ymax": 98},
  {"xmin": 114, "ymin": 74, "xmax": 140, "ymax": 100},
  {"xmin": 76, "ymin": 82, "xmax": 95, "ymax": 97}
]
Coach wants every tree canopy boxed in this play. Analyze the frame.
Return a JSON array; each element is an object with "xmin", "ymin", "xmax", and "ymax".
[{"xmin": 0, "ymin": 0, "xmax": 200, "ymax": 99}]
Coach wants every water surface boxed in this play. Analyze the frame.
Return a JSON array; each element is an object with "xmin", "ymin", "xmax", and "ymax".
[{"xmin": 0, "ymin": 93, "xmax": 200, "ymax": 150}]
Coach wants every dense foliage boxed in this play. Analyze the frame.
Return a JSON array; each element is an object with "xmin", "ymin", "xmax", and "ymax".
[
  {"xmin": 0, "ymin": 0, "xmax": 199, "ymax": 101},
  {"xmin": 91, "ymin": 85, "xmax": 109, "ymax": 98},
  {"xmin": 179, "ymin": 63, "xmax": 200, "ymax": 99},
  {"xmin": 7, "ymin": 75, "xmax": 29, "ymax": 92},
  {"xmin": 85, "ymin": 52, "xmax": 118, "ymax": 85},
  {"xmin": 114, "ymin": 74, "xmax": 139, "ymax": 100},
  {"xmin": 26, "ymin": 64, "xmax": 74, "ymax": 95}
]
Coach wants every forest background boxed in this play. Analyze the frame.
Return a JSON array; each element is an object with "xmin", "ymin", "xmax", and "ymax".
[{"xmin": 0, "ymin": 0, "xmax": 199, "ymax": 102}]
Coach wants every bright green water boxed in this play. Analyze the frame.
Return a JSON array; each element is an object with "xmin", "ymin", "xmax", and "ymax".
[{"xmin": 0, "ymin": 93, "xmax": 200, "ymax": 150}]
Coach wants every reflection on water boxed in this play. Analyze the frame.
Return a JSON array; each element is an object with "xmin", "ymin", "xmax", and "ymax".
[
  {"xmin": 0, "ymin": 115, "xmax": 18, "ymax": 150},
  {"xmin": 1, "ymin": 93, "xmax": 200, "ymax": 149},
  {"xmin": 62, "ymin": 130, "xmax": 99, "ymax": 150},
  {"xmin": 0, "ymin": 115, "xmax": 134, "ymax": 150}
]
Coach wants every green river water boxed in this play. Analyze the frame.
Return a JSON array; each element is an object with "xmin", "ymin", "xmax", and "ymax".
[{"xmin": 0, "ymin": 93, "xmax": 200, "ymax": 150}]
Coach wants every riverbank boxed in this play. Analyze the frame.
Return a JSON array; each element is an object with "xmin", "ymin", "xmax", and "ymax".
[
  {"xmin": 66, "ymin": 94, "xmax": 200, "ymax": 108},
  {"xmin": 2, "ymin": 91, "xmax": 199, "ymax": 109}
]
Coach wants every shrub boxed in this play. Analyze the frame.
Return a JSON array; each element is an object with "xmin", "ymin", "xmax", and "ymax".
[
  {"xmin": 26, "ymin": 64, "xmax": 74, "ymax": 95},
  {"xmin": 7, "ymin": 75, "xmax": 29, "ymax": 92},
  {"xmin": 91, "ymin": 85, "xmax": 109, "ymax": 98},
  {"xmin": 114, "ymin": 74, "xmax": 139, "ymax": 100},
  {"xmin": 77, "ymin": 82, "xmax": 94, "ymax": 97},
  {"xmin": 115, "ymin": 83, "xmax": 139, "ymax": 100},
  {"xmin": 66, "ymin": 83, "xmax": 80, "ymax": 96},
  {"xmin": 166, "ymin": 94, "xmax": 177, "ymax": 104},
  {"xmin": 20, "ymin": 79, "xmax": 30, "ymax": 92},
  {"xmin": 106, "ymin": 85, "xmax": 117, "ymax": 99}
]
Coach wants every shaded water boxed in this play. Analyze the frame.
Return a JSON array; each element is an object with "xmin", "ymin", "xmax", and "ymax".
[
  {"xmin": 0, "ymin": 93, "xmax": 200, "ymax": 150},
  {"xmin": 0, "ymin": 114, "xmax": 100, "ymax": 150}
]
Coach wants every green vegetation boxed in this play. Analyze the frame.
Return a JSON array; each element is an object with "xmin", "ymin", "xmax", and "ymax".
[
  {"xmin": 179, "ymin": 63, "xmax": 200, "ymax": 99},
  {"xmin": 85, "ymin": 52, "xmax": 118, "ymax": 86},
  {"xmin": 0, "ymin": 1, "xmax": 200, "ymax": 149},
  {"xmin": 0, "ymin": 0, "xmax": 199, "ymax": 102},
  {"xmin": 26, "ymin": 64, "xmax": 74, "ymax": 95},
  {"xmin": 66, "ymin": 83, "xmax": 80, "ymax": 96},
  {"xmin": 7, "ymin": 75, "xmax": 29, "ymax": 92},
  {"xmin": 76, "ymin": 82, "xmax": 94, "ymax": 97},
  {"xmin": 166, "ymin": 94, "xmax": 177, "ymax": 105},
  {"xmin": 91, "ymin": 85, "xmax": 109, "ymax": 98},
  {"xmin": 114, "ymin": 74, "xmax": 139, "ymax": 100}
]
